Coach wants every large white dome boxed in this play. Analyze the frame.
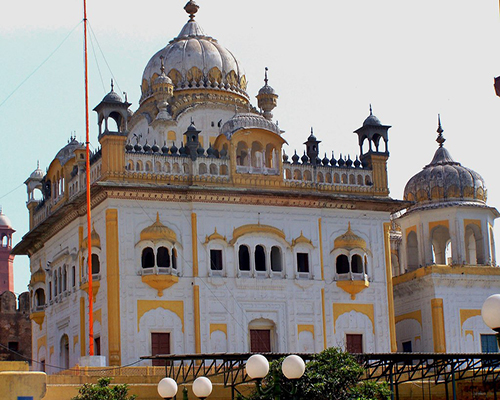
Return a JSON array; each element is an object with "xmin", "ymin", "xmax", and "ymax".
[{"xmin": 140, "ymin": 2, "xmax": 247, "ymax": 105}]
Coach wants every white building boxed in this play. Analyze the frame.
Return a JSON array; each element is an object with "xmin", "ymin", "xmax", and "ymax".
[{"xmin": 13, "ymin": 1, "xmax": 499, "ymax": 371}]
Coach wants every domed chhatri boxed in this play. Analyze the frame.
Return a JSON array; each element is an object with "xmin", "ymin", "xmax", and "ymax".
[
  {"xmin": 140, "ymin": 1, "xmax": 247, "ymax": 105},
  {"xmin": 363, "ymin": 104, "xmax": 381, "ymax": 126},
  {"xmin": 0, "ymin": 209, "xmax": 12, "ymax": 229},
  {"xmin": 403, "ymin": 117, "xmax": 487, "ymax": 205}
]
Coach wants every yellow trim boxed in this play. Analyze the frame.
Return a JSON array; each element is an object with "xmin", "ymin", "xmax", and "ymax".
[
  {"xmin": 37, "ymin": 336, "xmax": 46, "ymax": 357},
  {"xmin": 298, "ymin": 324, "xmax": 315, "ymax": 337},
  {"xmin": 73, "ymin": 335, "xmax": 78, "ymax": 352},
  {"xmin": 194, "ymin": 285, "xmax": 201, "ymax": 353},
  {"xmin": 429, "ymin": 220, "xmax": 449, "ymax": 232},
  {"xmin": 291, "ymin": 231, "xmax": 313, "ymax": 247},
  {"xmin": 405, "ymin": 225, "xmax": 417, "ymax": 236},
  {"xmin": 30, "ymin": 311, "xmax": 45, "ymax": 330},
  {"xmin": 334, "ymin": 222, "xmax": 367, "ymax": 250},
  {"xmin": 204, "ymin": 227, "xmax": 227, "ymax": 244},
  {"xmin": 321, "ymin": 288, "xmax": 327, "ymax": 350},
  {"xmin": 333, "ymin": 303, "xmax": 375, "ymax": 334},
  {"xmin": 395, "ymin": 310, "xmax": 422, "ymax": 327},
  {"xmin": 82, "ymin": 225, "xmax": 101, "ymax": 249},
  {"xmin": 384, "ymin": 222, "xmax": 397, "ymax": 352},
  {"xmin": 318, "ymin": 219, "xmax": 325, "ymax": 281},
  {"xmin": 229, "ymin": 224, "xmax": 287, "ymax": 245},
  {"xmin": 431, "ymin": 298, "xmax": 447, "ymax": 353},
  {"xmin": 80, "ymin": 280, "xmax": 100, "ymax": 301},
  {"xmin": 79, "ymin": 226, "xmax": 83, "ymax": 285},
  {"xmin": 336, "ymin": 280, "xmax": 370, "ymax": 300},
  {"xmin": 460, "ymin": 309, "xmax": 481, "ymax": 330},
  {"xmin": 93, "ymin": 309, "xmax": 102, "ymax": 326},
  {"xmin": 394, "ymin": 265, "xmax": 500, "ymax": 285},
  {"xmin": 210, "ymin": 323, "xmax": 227, "ymax": 336},
  {"xmin": 140, "ymin": 212, "xmax": 177, "ymax": 243},
  {"xmin": 464, "ymin": 330, "xmax": 474, "ymax": 339},
  {"xmin": 141, "ymin": 275, "xmax": 179, "ymax": 297},
  {"xmin": 137, "ymin": 300, "xmax": 184, "ymax": 332},
  {"xmin": 49, "ymin": 346, "xmax": 54, "ymax": 357},
  {"xmin": 415, "ymin": 335, "xmax": 421, "ymax": 342},
  {"xmin": 192, "ymin": 213, "xmax": 198, "ymax": 277},
  {"xmin": 80, "ymin": 297, "xmax": 85, "ymax": 357},
  {"xmin": 106, "ymin": 209, "xmax": 121, "ymax": 366},
  {"xmin": 464, "ymin": 219, "xmax": 482, "ymax": 228},
  {"xmin": 30, "ymin": 267, "xmax": 46, "ymax": 286}
]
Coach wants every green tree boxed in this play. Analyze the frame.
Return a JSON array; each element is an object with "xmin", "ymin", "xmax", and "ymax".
[
  {"xmin": 241, "ymin": 348, "xmax": 391, "ymax": 400},
  {"xmin": 71, "ymin": 377, "xmax": 137, "ymax": 400}
]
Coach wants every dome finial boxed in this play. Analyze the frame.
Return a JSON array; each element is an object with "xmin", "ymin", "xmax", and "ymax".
[
  {"xmin": 160, "ymin": 55, "xmax": 165, "ymax": 75},
  {"xmin": 264, "ymin": 67, "xmax": 269, "ymax": 86},
  {"xmin": 436, "ymin": 114, "xmax": 445, "ymax": 147},
  {"xmin": 111, "ymin": 79, "xmax": 114, "ymax": 92},
  {"xmin": 184, "ymin": 1, "xmax": 199, "ymax": 21},
  {"xmin": 369, "ymin": 104, "xmax": 373, "ymax": 115}
]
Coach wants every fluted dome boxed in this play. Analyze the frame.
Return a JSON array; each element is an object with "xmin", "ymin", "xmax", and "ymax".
[
  {"xmin": 404, "ymin": 137, "xmax": 487, "ymax": 205},
  {"xmin": 30, "ymin": 165, "xmax": 44, "ymax": 180},
  {"xmin": 55, "ymin": 138, "xmax": 85, "ymax": 166},
  {"xmin": 140, "ymin": 4, "xmax": 247, "ymax": 105},
  {"xmin": 221, "ymin": 112, "xmax": 281, "ymax": 139}
]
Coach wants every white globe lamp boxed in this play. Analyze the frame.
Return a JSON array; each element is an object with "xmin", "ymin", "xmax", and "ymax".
[
  {"xmin": 246, "ymin": 354, "xmax": 270, "ymax": 379},
  {"xmin": 157, "ymin": 377, "xmax": 178, "ymax": 399},
  {"xmin": 282, "ymin": 355, "xmax": 306, "ymax": 380},
  {"xmin": 482, "ymin": 294, "xmax": 500, "ymax": 332},
  {"xmin": 192, "ymin": 376, "xmax": 213, "ymax": 399}
]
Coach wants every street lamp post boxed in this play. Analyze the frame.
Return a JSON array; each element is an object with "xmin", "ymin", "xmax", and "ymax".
[
  {"xmin": 245, "ymin": 354, "xmax": 306, "ymax": 400},
  {"xmin": 481, "ymin": 294, "xmax": 500, "ymax": 348}
]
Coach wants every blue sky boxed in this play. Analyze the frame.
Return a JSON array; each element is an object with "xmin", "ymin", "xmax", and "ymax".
[{"xmin": 1, "ymin": 0, "xmax": 500, "ymax": 294}]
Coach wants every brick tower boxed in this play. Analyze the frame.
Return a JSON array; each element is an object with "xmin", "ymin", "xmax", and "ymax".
[{"xmin": 0, "ymin": 209, "xmax": 15, "ymax": 293}]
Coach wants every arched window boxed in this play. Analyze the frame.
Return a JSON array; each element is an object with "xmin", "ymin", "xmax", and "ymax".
[
  {"xmin": 220, "ymin": 165, "xmax": 228, "ymax": 175},
  {"xmin": 349, "ymin": 174, "xmax": 355, "ymax": 184},
  {"xmin": 35, "ymin": 288, "xmax": 45, "ymax": 308},
  {"xmin": 255, "ymin": 245, "xmax": 266, "ymax": 271},
  {"xmin": 236, "ymin": 142, "xmax": 249, "ymax": 166},
  {"xmin": 91, "ymin": 254, "xmax": 100, "ymax": 274},
  {"xmin": 351, "ymin": 255, "xmax": 363, "ymax": 273},
  {"xmin": 304, "ymin": 170, "xmax": 312, "ymax": 181},
  {"xmin": 334, "ymin": 173, "xmax": 340, "ymax": 183},
  {"xmin": 54, "ymin": 274, "xmax": 58, "ymax": 296},
  {"xmin": 71, "ymin": 266, "xmax": 76, "ymax": 287},
  {"xmin": 270, "ymin": 246, "xmax": 282, "ymax": 272},
  {"xmin": 431, "ymin": 225, "xmax": 451, "ymax": 264},
  {"xmin": 293, "ymin": 170, "xmax": 302, "ymax": 180},
  {"xmin": 172, "ymin": 248, "xmax": 177, "ymax": 269},
  {"xmin": 60, "ymin": 335, "xmax": 69, "ymax": 370},
  {"xmin": 142, "ymin": 247, "xmax": 155, "ymax": 269},
  {"xmin": 407, "ymin": 231, "xmax": 418, "ymax": 271},
  {"xmin": 157, "ymin": 247, "xmax": 170, "ymax": 268},
  {"xmin": 63, "ymin": 266, "xmax": 67, "ymax": 291},
  {"xmin": 199, "ymin": 163, "xmax": 207, "ymax": 175},
  {"xmin": 336, "ymin": 254, "xmax": 349, "ymax": 274},
  {"xmin": 210, "ymin": 163, "xmax": 218, "ymax": 175},
  {"xmin": 239, "ymin": 245, "xmax": 250, "ymax": 271},
  {"xmin": 464, "ymin": 223, "xmax": 484, "ymax": 265},
  {"xmin": 357, "ymin": 175, "xmax": 363, "ymax": 185},
  {"xmin": 317, "ymin": 172, "xmax": 324, "ymax": 183}
]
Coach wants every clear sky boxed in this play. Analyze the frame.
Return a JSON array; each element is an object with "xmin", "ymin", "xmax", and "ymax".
[{"xmin": 1, "ymin": 0, "xmax": 499, "ymax": 295}]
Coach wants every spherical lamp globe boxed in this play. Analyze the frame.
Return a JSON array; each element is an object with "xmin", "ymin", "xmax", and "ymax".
[
  {"xmin": 157, "ymin": 377, "xmax": 178, "ymax": 399},
  {"xmin": 192, "ymin": 376, "xmax": 212, "ymax": 399},
  {"xmin": 282, "ymin": 355, "xmax": 306, "ymax": 380},
  {"xmin": 246, "ymin": 354, "xmax": 270, "ymax": 379},
  {"xmin": 482, "ymin": 294, "xmax": 500, "ymax": 332}
]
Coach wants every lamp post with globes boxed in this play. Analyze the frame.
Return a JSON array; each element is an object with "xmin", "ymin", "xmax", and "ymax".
[
  {"xmin": 481, "ymin": 294, "xmax": 500, "ymax": 349},
  {"xmin": 245, "ymin": 354, "xmax": 306, "ymax": 400},
  {"xmin": 157, "ymin": 376, "xmax": 212, "ymax": 400}
]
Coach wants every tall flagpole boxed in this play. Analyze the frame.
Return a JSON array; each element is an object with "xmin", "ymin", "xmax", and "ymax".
[{"xmin": 83, "ymin": 0, "xmax": 94, "ymax": 357}]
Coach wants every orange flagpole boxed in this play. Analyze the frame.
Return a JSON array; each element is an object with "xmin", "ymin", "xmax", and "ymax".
[{"xmin": 83, "ymin": 0, "xmax": 94, "ymax": 357}]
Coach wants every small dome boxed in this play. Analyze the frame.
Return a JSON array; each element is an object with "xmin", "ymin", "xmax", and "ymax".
[
  {"xmin": 404, "ymin": 129, "xmax": 487, "ymax": 205},
  {"xmin": 55, "ymin": 138, "xmax": 85, "ymax": 166},
  {"xmin": 140, "ymin": 4, "xmax": 247, "ymax": 104},
  {"xmin": 140, "ymin": 213, "xmax": 177, "ymax": 243},
  {"xmin": 221, "ymin": 112, "xmax": 281, "ymax": 139},
  {"xmin": 363, "ymin": 114, "xmax": 381, "ymax": 126},
  {"xmin": 334, "ymin": 223, "xmax": 367, "ymax": 250},
  {"xmin": 0, "ymin": 211, "xmax": 12, "ymax": 228},
  {"xmin": 363, "ymin": 105, "xmax": 382, "ymax": 126},
  {"xmin": 102, "ymin": 90, "xmax": 123, "ymax": 103},
  {"xmin": 30, "ymin": 165, "xmax": 44, "ymax": 180},
  {"xmin": 258, "ymin": 84, "xmax": 276, "ymax": 96}
]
